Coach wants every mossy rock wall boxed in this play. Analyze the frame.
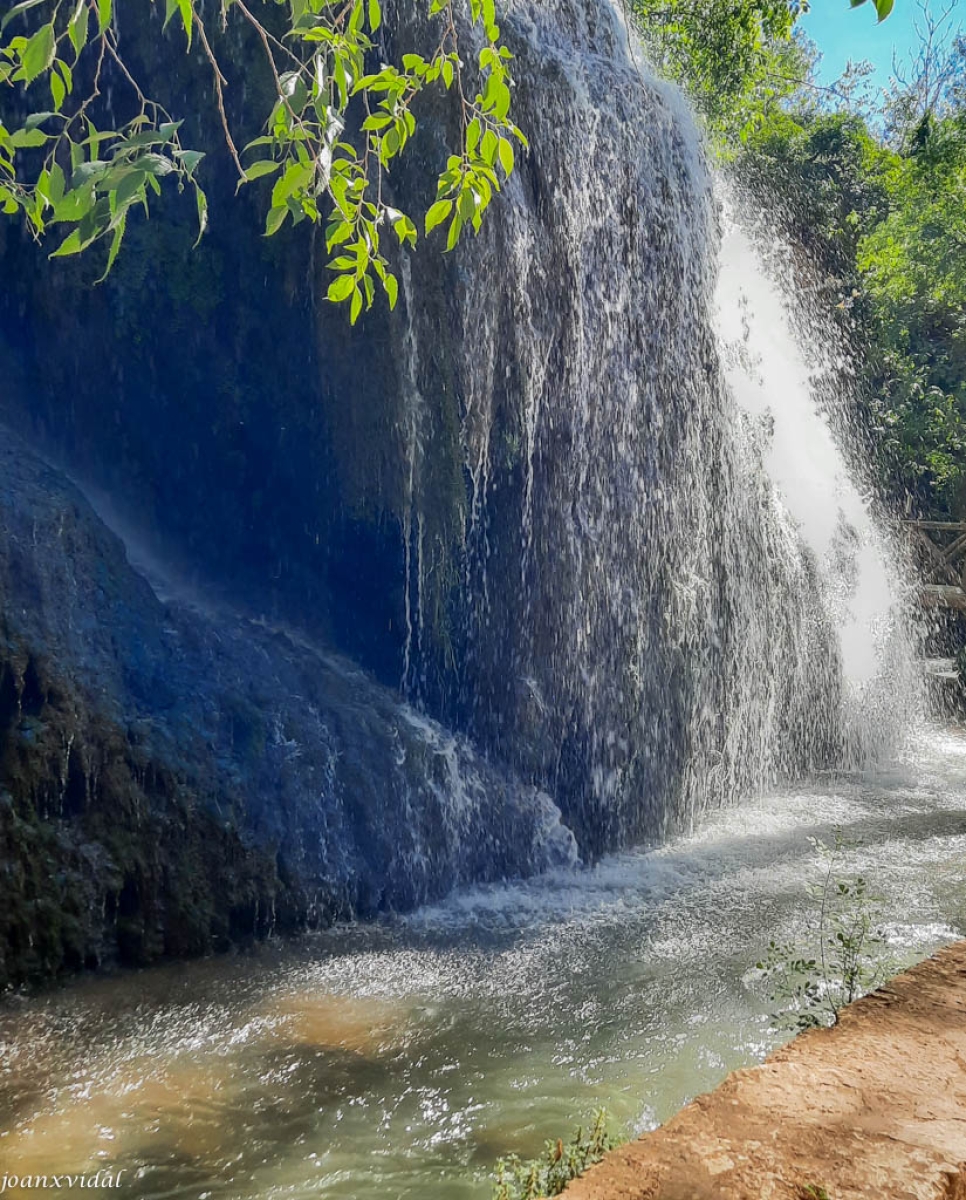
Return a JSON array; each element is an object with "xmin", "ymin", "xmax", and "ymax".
[{"xmin": 0, "ymin": 428, "xmax": 576, "ymax": 989}]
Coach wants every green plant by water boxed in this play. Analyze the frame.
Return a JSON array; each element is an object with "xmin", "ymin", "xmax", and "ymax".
[
  {"xmin": 758, "ymin": 830, "xmax": 893, "ymax": 1031},
  {"xmin": 491, "ymin": 1109, "xmax": 623, "ymax": 1200}
]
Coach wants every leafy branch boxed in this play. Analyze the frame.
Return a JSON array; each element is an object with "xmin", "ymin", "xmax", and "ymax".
[
  {"xmin": 0, "ymin": 0, "xmax": 528, "ymax": 319},
  {"xmin": 757, "ymin": 830, "xmax": 892, "ymax": 1031},
  {"xmin": 491, "ymin": 1110, "xmax": 623, "ymax": 1200}
]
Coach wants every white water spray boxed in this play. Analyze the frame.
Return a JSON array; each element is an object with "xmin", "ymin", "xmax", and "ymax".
[
  {"xmin": 387, "ymin": 0, "xmax": 924, "ymax": 848},
  {"xmin": 714, "ymin": 206, "xmax": 922, "ymax": 753}
]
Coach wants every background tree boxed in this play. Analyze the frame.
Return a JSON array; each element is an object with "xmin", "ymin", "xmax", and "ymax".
[{"xmin": 737, "ymin": 0, "xmax": 966, "ymax": 520}]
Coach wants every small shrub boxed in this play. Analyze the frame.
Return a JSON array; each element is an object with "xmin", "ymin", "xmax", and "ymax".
[
  {"xmin": 491, "ymin": 1109, "xmax": 623, "ymax": 1200},
  {"xmin": 758, "ymin": 830, "xmax": 892, "ymax": 1030}
]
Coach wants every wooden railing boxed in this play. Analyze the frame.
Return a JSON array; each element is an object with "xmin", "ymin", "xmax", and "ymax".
[{"xmin": 904, "ymin": 520, "xmax": 966, "ymax": 611}]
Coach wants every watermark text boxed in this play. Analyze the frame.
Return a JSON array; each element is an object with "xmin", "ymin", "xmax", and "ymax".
[{"xmin": 0, "ymin": 1173, "xmax": 125, "ymax": 1193}]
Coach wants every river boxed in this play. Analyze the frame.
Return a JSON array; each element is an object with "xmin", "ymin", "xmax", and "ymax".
[{"xmin": 1, "ymin": 726, "xmax": 963, "ymax": 1199}]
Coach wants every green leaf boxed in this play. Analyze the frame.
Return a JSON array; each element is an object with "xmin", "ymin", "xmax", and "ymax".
[
  {"xmin": 67, "ymin": 0, "xmax": 88, "ymax": 57},
  {"xmin": 24, "ymin": 110, "xmax": 56, "ymax": 130},
  {"xmin": 445, "ymin": 212, "xmax": 463, "ymax": 251},
  {"xmin": 134, "ymin": 153, "xmax": 175, "ymax": 177},
  {"xmin": 480, "ymin": 128, "xmax": 498, "ymax": 165},
  {"xmin": 46, "ymin": 161, "xmax": 65, "ymax": 205},
  {"xmin": 54, "ymin": 183, "xmax": 94, "ymax": 221},
  {"xmin": 368, "ymin": 0, "xmax": 380, "ymax": 31},
  {"xmin": 457, "ymin": 188, "xmax": 475, "ymax": 221},
  {"xmin": 8, "ymin": 127, "xmax": 48, "ymax": 149},
  {"xmin": 114, "ymin": 169, "xmax": 145, "ymax": 209},
  {"xmin": 498, "ymin": 137, "xmax": 514, "ymax": 176},
  {"xmin": 95, "ymin": 210, "xmax": 126, "ymax": 282},
  {"xmin": 424, "ymin": 198, "xmax": 452, "ymax": 234},
  {"xmin": 327, "ymin": 273, "xmax": 355, "ymax": 302},
  {"xmin": 20, "ymin": 23, "xmax": 55, "ymax": 85},
  {"xmin": 350, "ymin": 286, "xmax": 363, "ymax": 324},
  {"xmin": 97, "ymin": 0, "xmax": 111, "ymax": 35},
  {"xmin": 50, "ymin": 67, "xmax": 65, "ymax": 111},
  {"xmin": 243, "ymin": 135, "xmax": 276, "ymax": 152},
  {"xmin": 383, "ymin": 271, "xmax": 398, "ymax": 310},
  {"xmin": 193, "ymin": 184, "xmax": 207, "ymax": 246},
  {"xmin": 241, "ymin": 160, "xmax": 281, "ymax": 183},
  {"xmin": 264, "ymin": 204, "xmax": 287, "ymax": 236},
  {"xmin": 71, "ymin": 159, "xmax": 107, "ymax": 186},
  {"xmin": 176, "ymin": 148, "xmax": 205, "ymax": 176},
  {"xmin": 1, "ymin": 0, "xmax": 47, "ymax": 31},
  {"xmin": 271, "ymin": 160, "xmax": 312, "ymax": 207},
  {"xmin": 177, "ymin": 0, "xmax": 193, "ymax": 44},
  {"xmin": 874, "ymin": 0, "xmax": 893, "ymax": 17},
  {"xmin": 50, "ymin": 227, "xmax": 88, "ymax": 257},
  {"xmin": 326, "ymin": 220, "xmax": 352, "ymax": 249}
]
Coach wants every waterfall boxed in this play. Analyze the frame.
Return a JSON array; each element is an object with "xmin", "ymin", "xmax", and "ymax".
[
  {"xmin": 0, "ymin": 0, "xmax": 928, "ymax": 990},
  {"xmin": 387, "ymin": 0, "xmax": 919, "ymax": 854},
  {"xmin": 715, "ymin": 205, "xmax": 923, "ymax": 763}
]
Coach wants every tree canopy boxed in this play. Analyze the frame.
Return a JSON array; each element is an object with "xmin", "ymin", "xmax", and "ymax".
[{"xmin": 739, "ymin": 5, "xmax": 966, "ymax": 519}]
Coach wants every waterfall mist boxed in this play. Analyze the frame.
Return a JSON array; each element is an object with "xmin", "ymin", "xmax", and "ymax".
[{"xmin": 715, "ymin": 203, "xmax": 924, "ymax": 764}]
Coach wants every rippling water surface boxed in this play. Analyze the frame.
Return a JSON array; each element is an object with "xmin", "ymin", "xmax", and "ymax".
[{"xmin": 2, "ymin": 729, "xmax": 965, "ymax": 1199}]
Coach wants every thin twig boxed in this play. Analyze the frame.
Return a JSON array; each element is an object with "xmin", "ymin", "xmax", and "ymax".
[{"xmin": 193, "ymin": 9, "xmax": 245, "ymax": 178}]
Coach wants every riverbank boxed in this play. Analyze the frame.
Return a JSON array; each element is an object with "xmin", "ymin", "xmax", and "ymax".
[{"xmin": 565, "ymin": 940, "xmax": 966, "ymax": 1199}]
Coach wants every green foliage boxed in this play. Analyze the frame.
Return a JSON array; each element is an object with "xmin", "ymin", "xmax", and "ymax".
[
  {"xmin": 850, "ymin": 0, "xmax": 894, "ymax": 21},
  {"xmin": 737, "ymin": 24, "xmax": 966, "ymax": 521},
  {"xmin": 491, "ymin": 1110, "xmax": 623, "ymax": 1200},
  {"xmin": 757, "ymin": 831, "xmax": 891, "ymax": 1031},
  {"xmin": 740, "ymin": 110, "xmax": 891, "ymax": 274},
  {"xmin": 629, "ymin": 0, "xmax": 809, "ymax": 144},
  {"xmin": 0, "ymin": 0, "xmax": 526, "ymax": 319},
  {"xmin": 852, "ymin": 113, "xmax": 966, "ymax": 510}
]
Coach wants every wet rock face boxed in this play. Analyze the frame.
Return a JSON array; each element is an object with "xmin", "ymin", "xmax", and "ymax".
[
  {"xmin": 0, "ymin": 0, "xmax": 844, "ymax": 942},
  {"xmin": 0, "ymin": 429, "xmax": 576, "ymax": 989}
]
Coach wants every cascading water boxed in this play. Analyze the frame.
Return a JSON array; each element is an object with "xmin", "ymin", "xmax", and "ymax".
[
  {"xmin": 0, "ymin": 1, "xmax": 957, "ymax": 1190},
  {"xmin": 714, "ymin": 204, "xmax": 923, "ymax": 762},
  {"xmin": 0, "ymin": 0, "xmax": 927, "ymax": 991},
  {"xmin": 388, "ymin": 0, "xmax": 916, "ymax": 853}
]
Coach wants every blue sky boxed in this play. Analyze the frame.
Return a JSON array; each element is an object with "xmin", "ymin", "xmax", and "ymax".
[{"xmin": 800, "ymin": 0, "xmax": 961, "ymax": 89}]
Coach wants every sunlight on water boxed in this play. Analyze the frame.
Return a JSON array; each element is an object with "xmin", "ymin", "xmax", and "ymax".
[{"xmin": 1, "ymin": 730, "xmax": 964, "ymax": 1200}]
